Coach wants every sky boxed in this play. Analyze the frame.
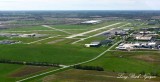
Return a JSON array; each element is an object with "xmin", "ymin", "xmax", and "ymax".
[{"xmin": 0, "ymin": 0, "xmax": 160, "ymax": 10}]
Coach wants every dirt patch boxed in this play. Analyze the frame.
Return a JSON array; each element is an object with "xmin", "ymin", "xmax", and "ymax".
[
  {"xmin": 132, "ymin": 55, "xmax": 160, "ymax": 62},
  {"xmin": 42, "ymin": 69, "xmax": 117, "ymax": 82},
  {"xmin": 9, "ymin": 66, "xmax": 50, "ymax": 77},
  {"xmin": 42, "ymin": 69, "xmax": 160, "ymax": 82}
]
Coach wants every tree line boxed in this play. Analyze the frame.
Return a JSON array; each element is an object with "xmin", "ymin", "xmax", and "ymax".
[
  {"xmin": 0, "ymin": 59, "xmax": 60, "ymax": 67},
  {"xmin": 73, "ymin": 65, "xmax": 104, "ymax": 71}
]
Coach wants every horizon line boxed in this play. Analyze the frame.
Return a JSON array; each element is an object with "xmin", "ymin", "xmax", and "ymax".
[{"xmin": 0, "ymin": 10, "xmax": 160, "ymax": 11}]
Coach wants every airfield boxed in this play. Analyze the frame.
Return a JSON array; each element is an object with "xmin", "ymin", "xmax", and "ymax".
[{"xmin": 0, "ymin": 20, "xmax": 159, "ymax": 82}]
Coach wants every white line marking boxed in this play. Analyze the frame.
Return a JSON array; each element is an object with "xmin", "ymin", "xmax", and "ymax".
[{"xmin": 42, "ymin": 25, "xmax": 72, "ymax": 34}]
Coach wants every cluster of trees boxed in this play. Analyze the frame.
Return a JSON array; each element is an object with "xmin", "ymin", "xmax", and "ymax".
[
  {"xmin": 0, "ymin": 59, "xmax": 60, "ymax": 67},
  {"xmin": 73, "ymin": 65, "xmax": 104, "ymax": 71}
]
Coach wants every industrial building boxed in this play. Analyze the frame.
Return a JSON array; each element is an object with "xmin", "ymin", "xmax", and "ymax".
[
  {"xmin": 81, "ymin": 20, "xmax": 101, "ymax": 24},
  {"xmin": 85, "ymin": 40, "xmax": 113, "ymax": 47},
  {"xmin": 116, "ymin": 42, "xmax": 158, "ymax": 50},
  {"xmin": 85, "ymin": 41, "xmax": 101, "ymax": 47}
]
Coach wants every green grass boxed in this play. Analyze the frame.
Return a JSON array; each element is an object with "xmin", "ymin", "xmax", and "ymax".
[
  {"xmin": 51, "ymin": 25, "xmax": 93, "ymax": 29},
  {"xmin": 0, "ymin": 37, "xmax": 8, "ymax": 40},
  {"xmin": 51, "ymin": 21, "xmax": 118, "ymax": 29},
  {"xmin": 85, "ymin": 51, "xmax": 160, "ymax": 74},
  {"xmin": 0, "ymin": 44, "xmax": 106, "ymax": 65},
  {"xmin": 9, "ymin": 37, "xmax": 48, "ymax": 43},
  {"xmin": 0, "ymin": 26, "xmax": 51, "ymax": 31},
  {"xmin": 0, "ymin": 63, "xmax": 23, "ymax": 82}
]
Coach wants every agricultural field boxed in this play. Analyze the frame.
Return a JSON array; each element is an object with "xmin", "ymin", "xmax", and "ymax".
[
  {"xmin": 0, "ymin": 63, "xmax": 57, "ymax": 82},
  {"xmin": 40, "ymin": 69, "xmax": 160, "ymax": 82}
]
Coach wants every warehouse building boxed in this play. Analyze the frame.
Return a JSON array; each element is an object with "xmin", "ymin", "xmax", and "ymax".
[{"xmin": 81, "ymin": 20, "xmax": 101, "ymax": 24}]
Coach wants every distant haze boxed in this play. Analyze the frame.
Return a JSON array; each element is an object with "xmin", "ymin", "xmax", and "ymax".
[{"xmin": 0, "ymin": 0, "xmax": 160, "ymax": 10}]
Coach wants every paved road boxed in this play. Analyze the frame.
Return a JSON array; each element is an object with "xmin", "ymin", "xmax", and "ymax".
[
  {"xmin": 66, "ymin": 22, "xmax": 122, "ymax": 38},
  {"xmin": 42, "ymin": 25, "xmax": 72, "ymax": 34},
  {"xmin": 72, "ymin": 23, "xmax": 130, "ymax": 44}
]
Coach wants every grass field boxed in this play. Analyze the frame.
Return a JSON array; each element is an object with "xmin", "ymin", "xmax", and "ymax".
[
  {"xmin": 0, "ymin": 26, "xmax": 51, "ymax": 31},
  {"xmin": 85, "ymin": 51, "xmax": 160, "ymax": 74},
  {"xmin": 0, "ymin": 64, "xmax": 22, "ymax": 82},
  {"xmin": 0, "ymin": 44, "xmax": 106, "ymax": 65}
]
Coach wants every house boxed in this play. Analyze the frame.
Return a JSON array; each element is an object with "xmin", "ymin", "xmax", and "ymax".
[{"xmin": 85, "ymin": 41, "xmax": 101, "ymax": 47}]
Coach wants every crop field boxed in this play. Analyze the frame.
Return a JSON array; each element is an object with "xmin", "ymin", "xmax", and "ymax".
[
  {"xmin": 0, "ymin": 63, "xmax": 56, "ymax": 82},
  {"xmin": 40, "ymin": 69, "xmax": 160, "ymax": 82},
  {"xmin": 10, "ymin": 66, "xmax": 57, "ymax": 78}
]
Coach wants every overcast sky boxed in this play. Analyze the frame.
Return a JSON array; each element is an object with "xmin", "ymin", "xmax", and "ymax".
[{"xmin": 0, "ymin": 0, "xmax": 160, "ymax": 10}]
